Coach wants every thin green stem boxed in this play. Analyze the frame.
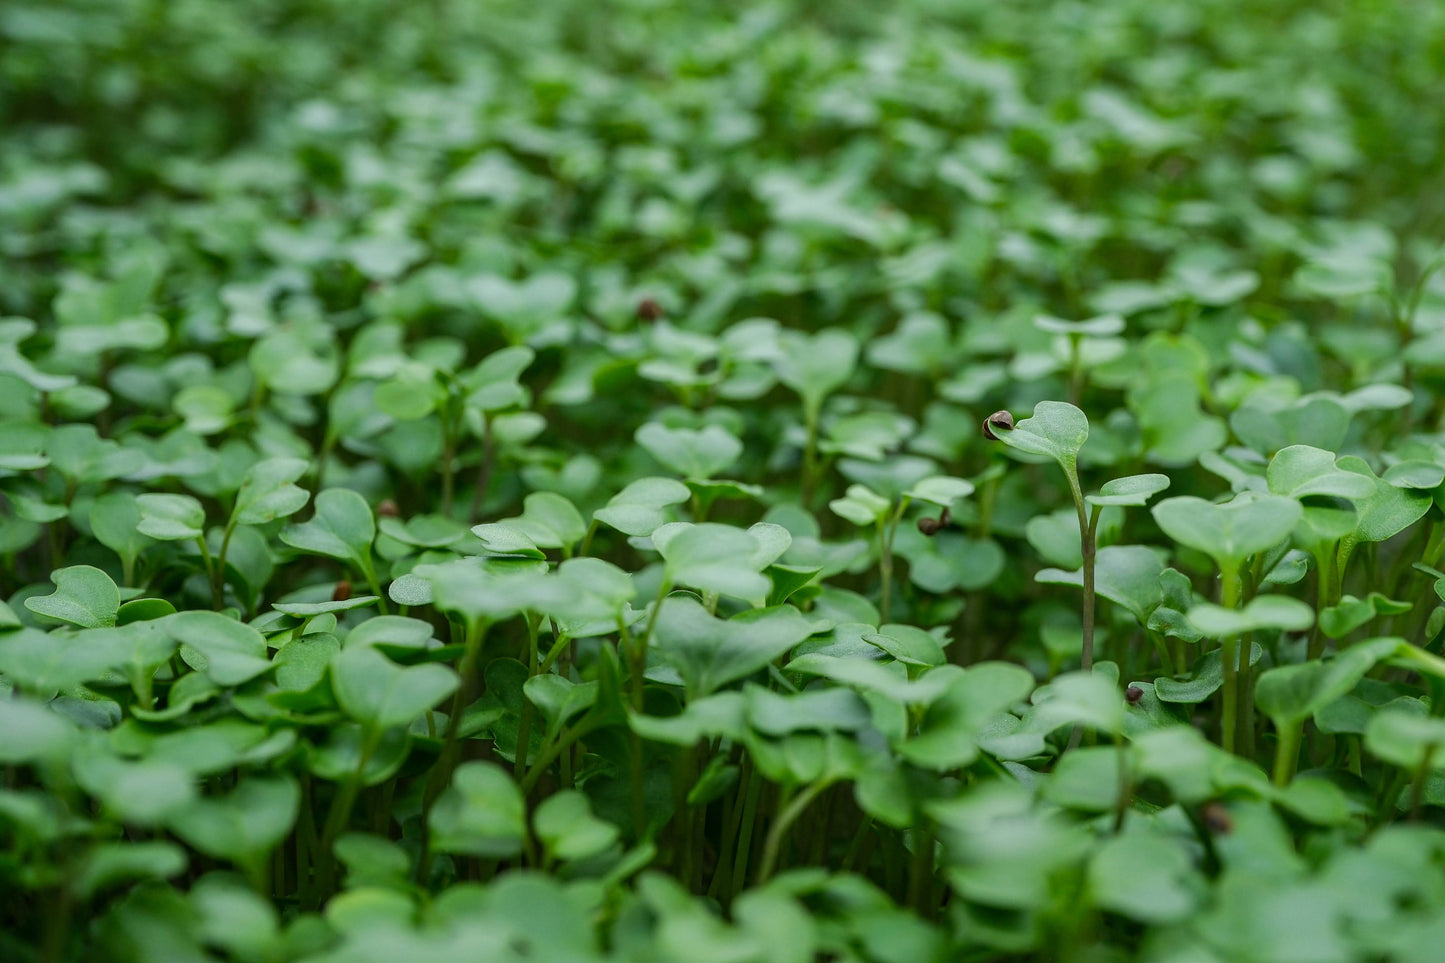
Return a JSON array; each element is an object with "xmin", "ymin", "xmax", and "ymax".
[
  {"xmin": 1376, "ymin": 767, "xmax": 1410, "ymax": 826},
  {"xmin": 520, "ymin": 719, "xmax": 600, "ymax": 795},
  {"xmin": 427, "ymin": 619, "xmax": 488, "ymax": 807},
  {"xmin": 1308, "ymin": 548, "xmax": 1335, "ymax": 661},
  {"xmin": 1220, "ymin": 565, "xmax": 1243, "ymax": 755},
  {"xmin": 467, "ymin": 414, "xmax": 494, "ymax": 524},
  {"xmin": 907, "ymin": 823, "xmax": 935, "ymax": 916},
  {"xmin": 360, "ymin": 557, "xmax": 389, "ymax": 616},
  {"xmin": 1272, "ymin": 720, "xmax": 1302, "ymax": 787},
  {"xmin": 1148, "ymin": 630, "xmax": 1180, "ymax": 677},
  {"xmin": 514, "ymin": 615, "xmax": 540, "ymax": 777},
  {"xmin": 197, "ymin": 534, "xmax": 221, "ymax": 609},
  {"xmin": 1113, "ymin": 733, "xmax": 1132, "ymax": 832},
  {"xmin": 757, "ymin": 780, "xmax": 830, "ymax": 884},
  {"xmin": 730, "ymin": 765, "xmax": 764, "ymax": 896},
  {"xmin": 1067, "ymin": 337, "xmax": 1083, "ymax": 407},
  {"xmin": 878, "ymin": 497, "xmax": 909, "ymax": 623},
  {"xmin": 578, "ymin": 519, "xmax": 600, "ymax": 559},
  {"xmin": 215, "ymin": 520, "xmax": 238, "ymax": 610},
  {"xmin": 1081, "ymin": 503, "xmax": 1099, "ymax": 672},
  {"xmin": 707, "ymin": 754, "xmax": 752, "ymax": 900},
  {"xmin": 626, "ymin": 582, "xmax": 670, "ymax": 839},
  {"xmin": 801, "ymin": 401, "xmax": 821, "ymax": 507},
  {"xmin": 318, "ymin": 728, "xmax": 379, "ymax": 896}
]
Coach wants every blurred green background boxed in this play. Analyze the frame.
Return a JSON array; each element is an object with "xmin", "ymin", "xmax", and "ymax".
[{"xmin": 4, "ymin": 0, "xmax": 1444, "ymax": 329}]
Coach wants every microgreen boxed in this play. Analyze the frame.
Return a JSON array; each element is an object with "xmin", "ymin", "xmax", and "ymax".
[{"xmin": 6, "ymin": 2, "xmax": 1445, "ymax": 959}]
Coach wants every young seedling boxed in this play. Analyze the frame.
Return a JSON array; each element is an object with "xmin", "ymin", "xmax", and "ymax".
[
  {"xmin": 986, "ymin": 402, "xmax": 1140, "ymax": 673},
  {"xmin": 771, "ymin": 328, "xmax": 860, "ymax": 505},
  {"xmin": 1152, "ymin": 493, "xmax": 1302, "ymax": 753},
  {"xmin": 832, "ymin": 477, "xmax": 972, "ymax": 621}
]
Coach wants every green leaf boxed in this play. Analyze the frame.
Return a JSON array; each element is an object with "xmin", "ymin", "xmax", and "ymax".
[
  {"xmin": 899, "ymin": 663, "xmax": 1035, "ymax": 769},
  {"xmin": 631, "ymin": 691, "xmax": 748, "ymax": 745},
  {"xmin": 821, "ymin": 410, "xmax": 916, "ymax": 461},
  {"xmin": 430, "ymin": 761, "xmax": 526, "ymax": 858},
  {"xmin": 929, "ymin": 782, "xmax": 1090, "ymax": 910},
  {"xmin": 280, "ymin": 488, "xmax": 376, "ymax": 570},
  {"xmin": 866, "ymin": 312, "xmax": 952, "ymax": 374},
  {"xmin": 502, "ymin": 492, "xmax": 588, "ymax": 552},
  {"xmin": 169, "ymin": 610, "xmax": 272, "ymax": 686},
  {"xmin": 273, "ymin": 596, "xmax": 378, "ymax": 617},
  {"xmin": 988, "ymin": 400, "xmax": 1090, "ymax": 470},
  {"xmin": 1155, "ymin": 644, "xmax": 1262, "ymax": 705},
  {"xmin": 650, "ymin": 597, "xmax": 815, "ymax": 699},
  {"xmin": 773, "ymin": 328, "xmax": 859, "ymax": 412},
  {"xmin": 744, "ymin": 685, "xmax": 872, "ymax": 735},
  {"xmin": 469, "ymin": 522, "xmax": 547, "ymax": 559},
  {"xmin": 273, "ymin": 633, "xmax": 340, "ymax": 692},
  {"xmin": 1266, "ymin": 445, "xmax": 1375, "ymax": 500},
  {"xmin": 1043, "ymin": 746, "xmax": 1124, "ymax": 812},
  {"xmin": 594, "ymin": 476, "xmax": 691, "ymax": 537},
  {"xmin": 461, "ymin": 345, "xmax": 534, "ymax": 411},
  {"xmin": 1088, "ymin": 830, "xmax": 1199, "ymax": 924},
  {"xmin": 523, "ymin": 673, "xmax": 597, "ymax": 743},
  {"xmin": 1085, "ymin": 473, "xmax": 1170, "ymax": 508},
  {"xmin": 168, "ymin": 775, "xmax": 299, "ymax": 870},
  {"xmin": 864, "ymin": 624, "xmax": 948, "ymax": 666},
  {"xmin": 1035, "ymin": 314, "xmax": 1126, "ymax": 338},
  {"xmin": 1255, "ymin": 638, "xmax": 1401, "ymax": 727},
  {"xmin": 1038, "ymin": 545, "xmax": 1165, "ymax": 624},
  {"xmin": 1273, "ymin": 776, "xmax": 1350, "ymax": 826},
  {"xmin": 334, "ymin": 833, "xmax": 411, "ymax": 887},
  {"xmin": 46, "ymin": 424, "xmax": 142, "ymax": 485},
  {"xmin": 91, "ymin": 492, "xmax": 148, "ymax": 577},
  {"xmin": 249, "ymin": 326, "xmax": 339, "ymax": 396},
  {"xmin": 73, "ymin": 748, "xmax": 196, "ymax": 826},
  {"xmin": 188, "ymin": 875, "xmax": 282, "ymax": 961},
  {"xmin": 829, "ymin": 484, "xmax": 891, "ymax": 527},
  {"xmin": 310, "ymin": 725, "xmax": 412, "ymax": 787},
  {"xmin": 75, "ymin": 842, "xmax": 187, "ymax": 901},
  {"xmin": 25, "ymin": 565, "xmax": 120, "ymax": 628},
  {"xmin": 904, "ymin": 476, "xmax": 975, "ymax": 508},
  {"xmin": 1365, "ymin": 708, "xmax": 1445, "ymax": 770},
  {"xmin": 173, "ymin": 384, "xmax": 235, "ymax": 435},
  {"xmin": 533, "ymin": 790, "xmax": 619, "ymax": 863},
  {"xmin": 0, "ymin": 628, "xmax": 118, "ymax": 692},
  {"xmin": 344, "ymin": 615, "xmax": 436, "ymax": 654},
  {"xmin": 136, "ymin": 493, "xmax": 207, "ymax": 541},
  {"xmin": 1337, "ymin": 455, "xmax": 1432, "ymax": 545},
  {"xmin": 1151, "ymin": 492, "xmax": 1303, "ymax": 571},
  {"xmin": 377, "ymin": 513, "xmax": 466, "ymax": 549},
  {"xmin": 0, "ymin": 697, "xmax": 75, "ymax": 763},
  {"xmin": 375, "ymin": 362, "xmax": 444, "ymax": 420},
  {"xmin": 231, "ymin": 457, "xmax": 310, "ymax": 527},
  {"xmin": 1187, "ymin": 595, "xmax": 1315, "ymax": 637},
  {"xmin": 420, "ymin": 557, "xmax": 544, "ymax": 629},
  {"xmin": 653, "ymin": 522, "xmax": 783, "ymax": 605},
  {"xmin": 1294, "ymin": 254, "xmax": 1391, "ymax": 299},
  {"xmin": 1319, "ymin": 593, "xmax": 1412, "ymax": 639},
  {"xmin": 1231, "ymin": 396, "xmax": 1351, "ymax": 454},
  {"xmin": 539, "ymin": 557, "xmax": 637, "ymax": 632},
  {"xmin": 636, "ymin": 422, "xmax": 743, "ymax": 481},
  {"xmin": 330, "ymin": 646, "xmax": 459, "ymax": 731},
  {"xmin": 1025, "ymin": 670, "xmax": 1126, "ymax": 736},
  {"xmin": 0, "ymin": 421, "xmax": 49, "ymax": 472}
]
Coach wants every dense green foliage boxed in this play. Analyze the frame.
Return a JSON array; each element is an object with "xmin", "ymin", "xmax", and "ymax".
[{"xmin": 6, "ymin": 0, "xmax": 1445, "ymax": 959}]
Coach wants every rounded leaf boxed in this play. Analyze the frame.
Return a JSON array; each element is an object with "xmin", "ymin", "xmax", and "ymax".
[
  {"xmin": 988, "ymin": 401, "xmax": 1089, "ymax": 469},
  {"xmin": 1151, "ymin": 493, "xmax": 1303, "ymax": 570}
]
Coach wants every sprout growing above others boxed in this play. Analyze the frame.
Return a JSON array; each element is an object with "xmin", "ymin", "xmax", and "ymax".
[{"xmin": 986, "ymin": 402, "xmax": 1167, "ymax": 677}]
